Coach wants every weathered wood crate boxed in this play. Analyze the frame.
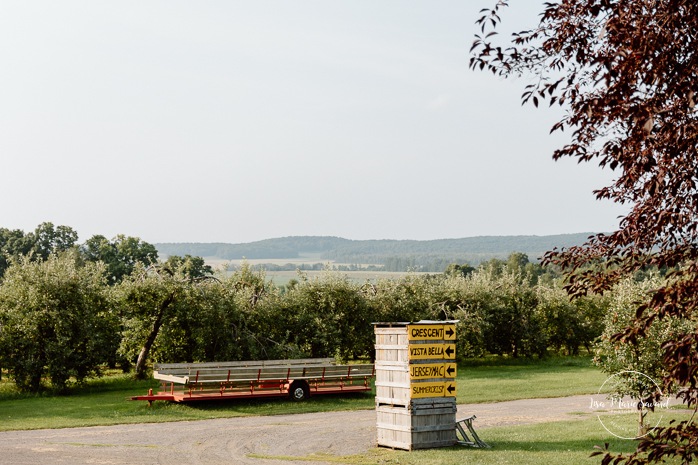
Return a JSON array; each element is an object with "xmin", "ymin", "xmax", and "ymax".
[
  {"xmin": 374, "ymin": 328, "xmax": 410, "ymax": 364},
  {"xmin": 376, "ymin": 399, "xmax": 457, "ymax": 450},
  {"xmin": 374, "ymin": 362, "xmax": 411, "ymax": 406},
  {"xmin": 374, "ymin": 325, "xmax": 411, "ymax": 406}
]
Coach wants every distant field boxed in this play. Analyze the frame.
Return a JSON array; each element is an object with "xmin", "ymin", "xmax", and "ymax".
[
  {"xmin": 264, "ymin": 270, "xmax": 429, "ymax": 286},
  {"xmin": 209, "ymin": 252, "xmax": 329, "ymax": 268},
  {"xmin": 205, "ymin": 255, "xmax": 430, "ymax": 285}
]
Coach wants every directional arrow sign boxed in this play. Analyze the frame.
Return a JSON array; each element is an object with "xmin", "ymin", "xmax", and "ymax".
[
  {"xmin": 409, "ymin": 363, "xmax": 457, "ymax": 380},
  {"xmin": 443, "ymin": 324, "xmax": 456, "ymax": 341},
  {"xmin": 410, "ymin": 382, "xmax": 446, "ymax": 399},
  {"xmin": 408, "ymin": 324, "xmax": 445, "ymax": 341},
  {"xmin": 408, "ymin": 344, "xmax": 456, "ymax": 360},
  {"xmin": 410, "ymin": 381, "xmax": 458, "ymax": 398}
]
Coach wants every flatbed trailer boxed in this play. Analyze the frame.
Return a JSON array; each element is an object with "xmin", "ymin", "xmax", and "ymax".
[{"xmin": 131, "ymin": 358, "xmax": 375, "ymax": 404}]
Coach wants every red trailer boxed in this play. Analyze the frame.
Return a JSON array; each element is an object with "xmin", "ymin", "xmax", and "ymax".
[{"xmin": 132, "ymin": 358, "xmax": 375, "ymax": 405}]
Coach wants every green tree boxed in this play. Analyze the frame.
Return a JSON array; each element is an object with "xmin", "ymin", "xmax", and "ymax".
[
  {"xmin": 81, "ymin": 234, "xmax": 158, "ymax": 283},
  {"xmin": 221, "ymin": 263, "xmax": 294, "ymax": 360},
  {"xmin": 153, "ymin": 277, "xmax": 243, "ymax": 363},
  {"xmin": 283, "ymin": 271, "xmax": 373, "ymax": 360},
  {"xmin": 0, "ymin": 228, "xmax": 33, "ymax": 278},
  {"xmin": 0, "ymin": 252, "xmax": 115, "ymax": 392},
  {"xmin": 162, "ymin": 254, "xmax": 213, "ymax": 281},
  {"xmin": 116, "ymin": 260, "xmax": 233, "ymax": 376},
  {"xmin": 467, "ymin": 265, "xmax": 545, "ymax": 358},
  {"xmin": 28, "ymin": 222, "xmax": 78, "ymax": 260},
  {"xmin": 115, "ymin": 264, "xmax": 184, "ymax": 378},
  {"xmin": 444, "ymin": 263, "xmax": 475, "ymax": 278},
  {"xmin": 506, "ymin": 252, "xmax": 530, "ymax": 271},
  {"xmin": 364, "ymin": 274, "xmax": 433, "ymax": 325},
  {"xmin": 536, "ymin": 281, "xmax": 607, "ymax": 355},
  {"xmin": 594, "ymin": 277, "xmax": 694, "ymax": 437},
  {"xmin": 427, "ymin": 274, "xmax": 486, "ymax": 359}
]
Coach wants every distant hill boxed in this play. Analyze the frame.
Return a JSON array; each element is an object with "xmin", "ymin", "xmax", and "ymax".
[{"xmin": 155, "ymin": 233, "xmax": 595, "ymax": 272}]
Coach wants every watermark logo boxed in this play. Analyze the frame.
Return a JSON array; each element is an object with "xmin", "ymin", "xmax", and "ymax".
[{"xmin": 589, "ymin": 370, "xmax": 671, "ymax": 440}]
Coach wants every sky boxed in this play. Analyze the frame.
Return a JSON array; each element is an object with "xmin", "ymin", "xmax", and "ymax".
[{"xmin": 0, "ymin": 1, "xmax": 627, "ymax": 244}]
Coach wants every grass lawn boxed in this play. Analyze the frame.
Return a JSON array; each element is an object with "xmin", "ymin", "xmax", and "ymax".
[
  {"xmin": 0, "ymin": 372, "xmax": 374, "ymax": 431},
  {"xmin": 0, "ymin": 356, "xmax": 606, "ymax": 432},
  {"xmin": 459, "ymin": 355, "xmax": 607, "ymax": 403},
  {"xmin": 251, "ymin": 413, "xmax": 691, "ymax": 465}
]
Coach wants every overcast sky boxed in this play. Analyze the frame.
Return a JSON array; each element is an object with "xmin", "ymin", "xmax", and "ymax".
[{"xmin": 0, "ymin": 1, "xmax": 626, "ymax": 244}]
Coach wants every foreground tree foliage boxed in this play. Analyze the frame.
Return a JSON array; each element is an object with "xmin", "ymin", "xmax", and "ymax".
[
  {"xmin": 0, "ymin": 253, "xmax": 115, "ymax": 392},
  {"xmin": 471, "ymin": 1, "xmax": 698, "ymax": 462}
]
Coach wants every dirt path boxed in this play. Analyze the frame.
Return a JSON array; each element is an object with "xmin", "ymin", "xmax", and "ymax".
[{"xmin": 0, "ymin": 394, "xmax": 610, "ymax": 465}]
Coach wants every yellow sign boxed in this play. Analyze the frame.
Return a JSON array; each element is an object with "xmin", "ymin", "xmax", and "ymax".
[
  {"xmin": 409, "ymin": 363, "xmax": 457, "ymax": 380},
  {"xmin": 408, "ymin": 324, "xmax": 444, "ymax": 341},
  {"xmin": 408, "ymin": 343, "xmax": 456, "ymax": 360},
  {"xmin": 408, "ymin": 324, "xmax": 457, "ymax": 341},
  {"xmin": 410, "ymin": 381, "xmax": 457, "ymax": 398}
]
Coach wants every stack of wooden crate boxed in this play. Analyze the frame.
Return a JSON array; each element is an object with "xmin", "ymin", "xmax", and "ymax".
[{"xmin": 374, "ymin": 321, "xmax": 458, "ymax": 450}]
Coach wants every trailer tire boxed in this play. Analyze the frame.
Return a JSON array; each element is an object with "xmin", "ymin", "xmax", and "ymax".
[{"xmin": 289, "ymin": 381, "xmax": 310, "ymax": 401}]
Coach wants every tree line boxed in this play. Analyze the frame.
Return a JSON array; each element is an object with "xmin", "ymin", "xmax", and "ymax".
[
  {"xmin": 0, "ymin": 223, "xmax": 629, "ymax": 392},
  {"xmin": 155, "ymin": 234, "xmax": 593, "ymax": 272}
]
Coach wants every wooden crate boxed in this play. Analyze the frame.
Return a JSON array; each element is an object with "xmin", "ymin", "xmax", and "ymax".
[
  {"xmin": 374, "ymin": 362, "xmax": 411, "ymax": 406},
  {"xmin": 374, "ymin": 325, "xmax": 410, "ymax": 406},
  {"xmin": 374, "ymin": 327, "xmax": 410, "ymax": 364},
  {"xmin": 376, "ymin": 399, "xmax": 457, "ymax": 450}
]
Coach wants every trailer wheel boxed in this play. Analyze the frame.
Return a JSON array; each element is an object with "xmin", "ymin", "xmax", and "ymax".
[{"xmin": 289, "ymin": 381, "xmax": 310, "ymax": 401}]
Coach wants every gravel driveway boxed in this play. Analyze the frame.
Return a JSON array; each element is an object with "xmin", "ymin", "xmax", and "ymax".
[{"xmin": 0, "ymin": 394, "xmax": 611, "ymax": 465}]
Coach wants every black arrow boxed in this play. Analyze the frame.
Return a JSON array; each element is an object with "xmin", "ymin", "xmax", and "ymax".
[
  {"xmin": 445, "ymin": 346, "xmax": 455, "ymax": 357},
  {"xmin": 446, "ymin": 384, "xmax": 456, "ymax": 395},
  {"xmin": 445, "ymin": 327, "xmax": 454, "ymax": 338},
  {"xmin": 446, "ymin": 366, "xmax": 456, "ymax": 376}
]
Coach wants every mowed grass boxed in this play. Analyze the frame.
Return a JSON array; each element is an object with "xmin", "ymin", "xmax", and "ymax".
[
  {"xmin": 262, "ymin": 413, "xmax": 689, "ymax": 465},
  {"xmin": 0, "ymin": 372, "xmax": 374, "ymax": 431},
  {"xmin": 0, "ymin": 356, "xmax": 605, "ymax": 432},
  {"xmin": 459, "ymin": 356, "xmax": 607, "ymax": 403}
]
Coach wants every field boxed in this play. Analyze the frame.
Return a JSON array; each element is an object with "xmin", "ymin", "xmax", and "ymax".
[
  {"xmin": 210, "ymin": 255, "xmax": 429, "ymax": 286},
  {"xmin": 265, "ymin": 269, "xmax": 430, "ymax": 286}
]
